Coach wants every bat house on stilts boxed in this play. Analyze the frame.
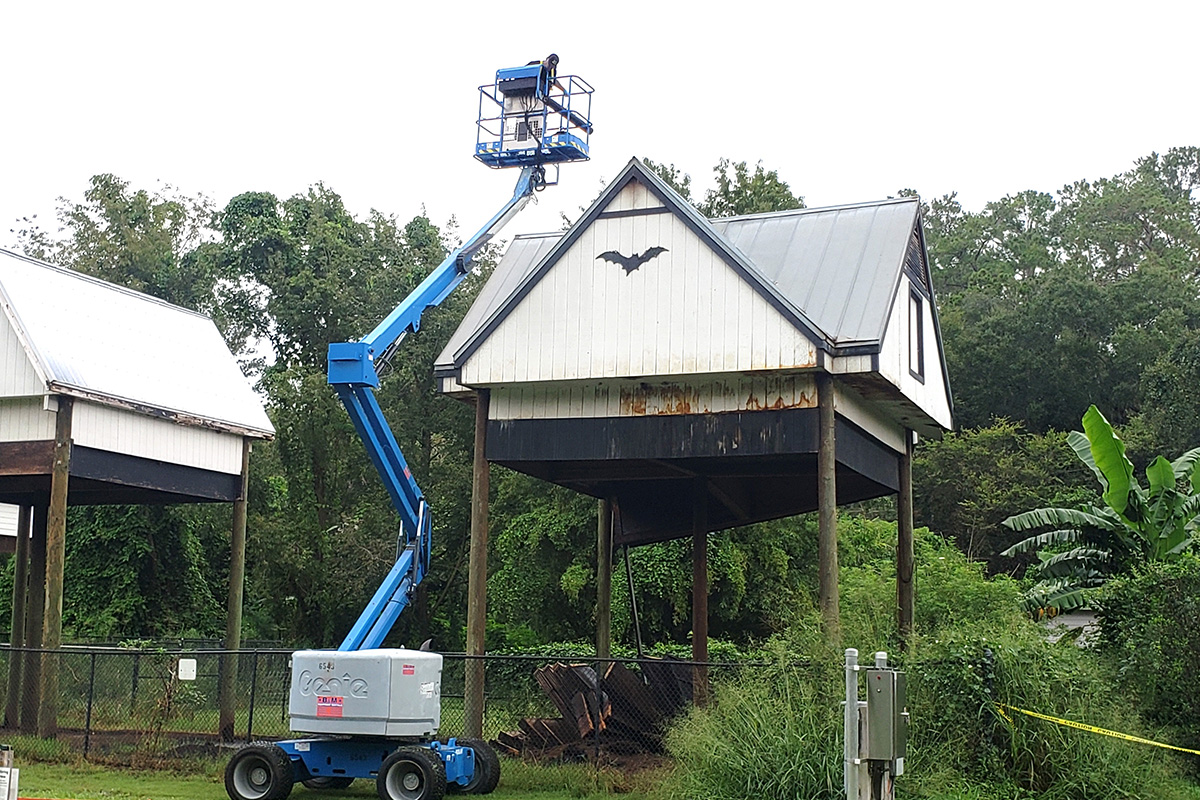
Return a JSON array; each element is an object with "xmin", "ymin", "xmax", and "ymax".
[{"xmin": 438, "ymin": 157, "xmax": 953, "ymax": 653}]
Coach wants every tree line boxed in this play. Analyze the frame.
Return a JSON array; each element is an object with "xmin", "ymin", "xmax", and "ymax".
[{"xmin": 2, "ymin": 148, "xmax": 1197, "ymax": 647}]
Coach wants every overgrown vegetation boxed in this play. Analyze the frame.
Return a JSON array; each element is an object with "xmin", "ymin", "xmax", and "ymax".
[
  {"xmin": 663, "ymin": 526, "xmax": 1200, "ymax": 800},
  {"xmin": 1097, "ymin": 556, "xmax": 1200, "ymax": 758}
]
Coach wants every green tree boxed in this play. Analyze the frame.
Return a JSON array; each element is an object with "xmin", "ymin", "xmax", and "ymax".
[
  {"xmin": 643, "ymin": 157, "xmax": 804, "ymax": 217},
  {"xmin": 912, "ymin": 420, "xmax": 1093, "ymax": 573},
  {"xmin": 1002, "ymin": 405, "xmax": 1200, "ymax": 612},
  {"xmin": 926, "ymin": 148, "xmax": 1200, "ymax": 433}
]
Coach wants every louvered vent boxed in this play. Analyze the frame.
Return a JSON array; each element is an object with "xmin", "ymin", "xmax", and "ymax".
[{"xmin": 904, "ymin": 228, "xmax": 929, "ymax": 292}]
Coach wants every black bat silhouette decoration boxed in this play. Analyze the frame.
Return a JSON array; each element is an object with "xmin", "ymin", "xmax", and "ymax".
[{"xmin": 596, "ymin": 247, "xmax": 669, "ymax": 274}]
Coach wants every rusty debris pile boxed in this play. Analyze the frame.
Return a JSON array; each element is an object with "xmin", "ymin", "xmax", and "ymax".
[{"xmin": 495, "ymin": 658, "xmax": 695, "ymax": 759}]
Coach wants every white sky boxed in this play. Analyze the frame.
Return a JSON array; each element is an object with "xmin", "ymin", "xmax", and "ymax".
[{"xmin": 2, "ymin": 0, "xmax": 1197, "ymax": 249}]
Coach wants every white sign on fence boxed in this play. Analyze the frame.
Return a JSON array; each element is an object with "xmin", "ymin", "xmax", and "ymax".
[{"xmin": 0, "ymin": 766, "xmax": 20, "ymax": 800}]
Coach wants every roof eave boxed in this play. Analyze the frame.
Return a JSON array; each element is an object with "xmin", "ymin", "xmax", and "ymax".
[{"xmin": 48, "ymin": 382, "xmax": 275, "ymax": 440}]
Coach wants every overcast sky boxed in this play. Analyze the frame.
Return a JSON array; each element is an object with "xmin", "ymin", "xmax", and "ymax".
[{"xmin": 3, "ymin": 1, "xmax": 1196, "ymax": 249}]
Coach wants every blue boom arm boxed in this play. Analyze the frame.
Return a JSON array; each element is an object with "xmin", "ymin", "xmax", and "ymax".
[{"xmin": 329, "ymin": 166, "xmax": 538, "ymax": 651}]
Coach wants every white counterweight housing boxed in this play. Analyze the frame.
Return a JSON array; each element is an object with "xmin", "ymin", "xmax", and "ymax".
[{"xmin": 288, "ymin": 649, "xmax": 442, "ymax": 737}]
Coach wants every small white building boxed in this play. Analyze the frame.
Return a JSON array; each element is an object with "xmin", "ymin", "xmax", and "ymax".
[
  {"xmin": 0, "ymin": 248, "xmax": 273, "ymax": 506},
  {"xmin": 0, "ymin": 247, "xmax": 273, "ymax": 735}
]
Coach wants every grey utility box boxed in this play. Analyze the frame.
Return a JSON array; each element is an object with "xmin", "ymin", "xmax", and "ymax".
[
  {"xmin": 865, "ymin": 668, "xmax": 908, "ymax": 763},
  {"xmin": 289, "ymin": 648, "xmax": 442, "ymax": 737}
]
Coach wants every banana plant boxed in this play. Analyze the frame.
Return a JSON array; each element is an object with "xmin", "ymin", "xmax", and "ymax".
[{"xmin": 1002, "ymin": 405, "xmax": 1200, "ymax": 613}]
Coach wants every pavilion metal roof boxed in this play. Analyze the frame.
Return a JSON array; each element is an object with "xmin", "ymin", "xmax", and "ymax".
[{"xmin": 0, "ymin": 248, "xmax": 274, "ymax": 437}]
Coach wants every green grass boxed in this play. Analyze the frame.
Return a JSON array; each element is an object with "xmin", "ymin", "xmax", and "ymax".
[{"xmin": 8, "ymin": 754, "xmax": 661, "ymax": 800}]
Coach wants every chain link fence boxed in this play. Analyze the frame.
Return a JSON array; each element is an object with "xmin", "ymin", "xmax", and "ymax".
[{"xmin": 0, "ymin": 645, "xmax": 748, "ymax": 765}]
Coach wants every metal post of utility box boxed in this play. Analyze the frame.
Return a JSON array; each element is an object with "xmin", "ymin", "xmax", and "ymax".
[{"xmin": 847, "ymin": 650, "xmax": 908, "ymax": 800}]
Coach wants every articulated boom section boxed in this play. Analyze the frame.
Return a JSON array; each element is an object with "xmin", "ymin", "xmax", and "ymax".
[{"xmin": 326, "ymin": 166, "xmax": 539, "ymax": 651}]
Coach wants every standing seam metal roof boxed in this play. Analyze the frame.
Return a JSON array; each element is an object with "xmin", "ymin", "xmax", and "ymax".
[{"xmin": 0, "ymin": 248, "xmax": 274, "ymax": 436}]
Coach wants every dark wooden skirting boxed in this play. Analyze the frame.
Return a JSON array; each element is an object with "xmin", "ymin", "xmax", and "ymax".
[
  {"xmin": 0, "ymin": 441, "xmax": 55, "ymax": 475},
  {"xmin": 0, "ymin": 442, "xmax": 240, "ymax": 503},
  {"xmin": 486, "ymin": 409, "xmax": 901, "ymax": 547}
]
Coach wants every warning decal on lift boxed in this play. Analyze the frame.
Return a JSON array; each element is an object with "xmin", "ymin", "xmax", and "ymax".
[
  {"xmin": 403, "ymin": 664, "xmax": 415, "ymax": 675},
  {"xmin": 317, "ymin": 695, "xmax": 344, "ymax": 718}
]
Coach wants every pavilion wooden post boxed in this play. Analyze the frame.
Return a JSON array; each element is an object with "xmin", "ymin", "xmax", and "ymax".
[
  {"xmin": 4, "ymin": 505, "xmax": 31, "ymax": 728},
  {"xmin": 39, "ymin": 395, "xmax": 73, "ymax": 738},
  {"xmin": 465, "ymin": 390, "xmax": 490, "ymax": 739},
  {"xmin": 20, "ymin": 503, "xmax": 47, "ymax": 733},
  {"xmin": 816, "ymin": 374, "xmax": 840, "ymax": 638},
  {"xmin": 692, "ymin": 478, "xmax": 709, "ymax": 705},
  {"xmin": 219, "ymin": 438, "xmax": 252, "ymax": 741},
  {"xmin": 897, "ymin": 430, "xmax": 915, "ymax": 645},
  {"xmin": 596, "ymin": 498, "xmax": 613, "ymax": 660}
]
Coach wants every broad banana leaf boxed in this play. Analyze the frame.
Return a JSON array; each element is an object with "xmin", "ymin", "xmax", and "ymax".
[
  {"xmin": 1001, "ymin": 527, "xmax": 1082, "ymax": 556},
  {"xmin": 1021, "ymin": 581, "xmax": 1092, "ymax": 614},
  {"xmin": 1035, "ymin": 547, "xmax": 1110, "ymax": 578},
  {"xmin": 1171, "ymin": 447, "xmax": 1200, "ymax": 484},
  {"xmin": 1068, "ymin": 430, "xmax": 1104, "ymax": 486},
  {"xmin": 1083, "ymin": 405, "xmax": 1135, "ymax": 516},
  {"xmin": 1002, "ymin": 506, "xmax": 1120, "ymax": 534},
  {"xmin": 1147, "ymin": 456, "xmax": 1175, "ymax": 497}
]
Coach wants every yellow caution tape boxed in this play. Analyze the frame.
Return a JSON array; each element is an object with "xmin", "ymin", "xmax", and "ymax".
[{"xmin": 995, "ymin": 703, "xmax": 1200, "ymax": 756}]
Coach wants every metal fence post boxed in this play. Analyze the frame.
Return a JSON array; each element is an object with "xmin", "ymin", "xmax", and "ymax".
[
  {"xmin": 84, "ymin": 652, "xmax": 97, "ymax": 758},
  {"xmin": 131, "ymin": 652, "xmax": 139, "ymax": 712},
  {"xmin": 845, "ymin": 648, "xmax": 859, "ymax": 800},
  {"xmin": 246, "ymin": 650, "xmax": 260, "ymax": 743}
]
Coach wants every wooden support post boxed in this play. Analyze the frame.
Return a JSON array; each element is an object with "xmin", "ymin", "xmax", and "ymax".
[
  {"xmin": 20, "ymin": 504, "xmax": 47, "ymax": 733},
  {"xmin": 219, "ymin": 438, "xmax": 252, "ymax": 741},
  {"xmin": 596, "ymin": 498, "xmax": 613, "ymax": 660},
  {"xmin": 465, "ymin": 390, "xmax": 490, "ymax": 739},
  {"xmin": 4, "ymin": 505, "xmax": 31, "ymax": 728},
  {"xmin": 692, "ymin": 479, "xmax": 709, "ymax": 706},
  {"xmin": 816, "ymin": 375, "xmax": 840, "ymax": 639},
  {"xmin": 897, "ymin": 430, "xmax": 915, "ymax": 645},
  {"xmin": 39, "ymin": 395, "xmax": 72, "ymax": 738}
]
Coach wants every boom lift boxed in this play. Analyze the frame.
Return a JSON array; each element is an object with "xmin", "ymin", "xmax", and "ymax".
[{"xmin": 224, "ymin": 55, "xmax": 593, "ymax": 800}]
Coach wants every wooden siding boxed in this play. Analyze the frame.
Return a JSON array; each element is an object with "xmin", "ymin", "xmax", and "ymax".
[
  {"xmin": 833, "ymin": 383, "xmax": 906, "ymax": 454},
  {"xmin": 0, "ymin": 397, "xmax": 56, "ymax": 442},
  {"xmin": 0, "ymin": 503, "xmax": 16, "ymax": 538},
  {"xmin": 0, "ymin": 308, "xmax": 44, "ymax": 398},
  {"xmin": 461, "ymin": 183, "xmax": 819, "ymax": 386},
  {"xmin": 604, "ymin": 178, "xmax": 665, "ymax": 213},
  {"xmin": 72, "ymin": 401, "xmax": 245, "ymax": 475},
  {"xmin": 878, "ymin": 275, "xmax": 952, "ymax": 430},
  {"xmin": 489, "ymin": 374, "xmax": 818, "ymax": 420}
]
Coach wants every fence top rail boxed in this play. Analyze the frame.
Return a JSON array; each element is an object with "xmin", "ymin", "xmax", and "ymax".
[{"xmin": 0, "ymin": 643, "xmax": 809, "ymax": 668}]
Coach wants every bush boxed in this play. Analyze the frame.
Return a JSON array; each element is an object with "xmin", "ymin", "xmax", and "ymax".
[
  {"xmin": 1096, "ymin": 556, "xmax": 1200, "ymax": 751},
  {"xmin": 906, "ymin": 624, "xmax": 1193, "ymax": 799},
  {"xmin": 660, "ymin": 522, "xmax": 1198, "ymax": 800}
]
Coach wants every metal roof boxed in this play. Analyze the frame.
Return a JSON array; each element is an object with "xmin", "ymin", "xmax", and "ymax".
[
  {"xmin": 710, "ymin": 198, "xmax": 919, "ymax": 347},
  {"xmin": 0, "ymin": 248, "xmax": 274, "ymax": 437}
]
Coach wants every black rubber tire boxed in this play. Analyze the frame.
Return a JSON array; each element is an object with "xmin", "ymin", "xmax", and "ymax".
[
  {"xmin": 377, "ymin": 746, "xmax": 447, "ymax": 800},
  {"xmin": 446, "ymin": 739, "xmax": 499, "ymax": 795},
  {"xmin": 225, "ymin": 742, "xmax": 295, "ymax": 800},
  {"xmin": 301, "ymin": 776, "xmax": 355, "ymax": 790}
]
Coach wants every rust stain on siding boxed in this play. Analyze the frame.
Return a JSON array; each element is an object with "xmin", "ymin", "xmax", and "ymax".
[
  {"xmin": 619, "ymin": 383, "xmax": 700, "ymax": 416},
  {"xmin": 743, "ymin": 389, "xmax": 816, "ymax": 411}
]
